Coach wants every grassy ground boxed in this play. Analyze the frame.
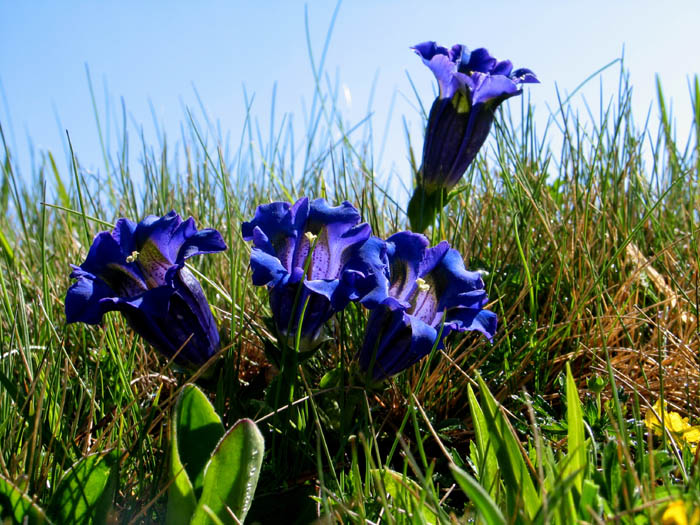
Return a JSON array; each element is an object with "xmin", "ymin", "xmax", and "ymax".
[{"xmin": 1, "ymin": 57, "xmax": 700, "ymax": 523}]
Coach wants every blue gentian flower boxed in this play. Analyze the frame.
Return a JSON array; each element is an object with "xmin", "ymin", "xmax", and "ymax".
[
  {"xmin": 65, "ymin": 211, "xmax": 227, "ymax": 367},
  {"xmin": 358, "ymin": 232, "xmax": 497, "ymax": 381},
  {"xmin": 407, "ymin": 42, "xmax": 538, "ymax": 231},
  {"xmin": 242, "ymin": 197, "xmax": 386, "ymax": 350}
]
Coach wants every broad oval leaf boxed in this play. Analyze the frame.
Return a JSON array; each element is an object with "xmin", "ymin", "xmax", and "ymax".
[
  {"xmin": 190, "ymin": 418, "xmax": 265, "ymax": 525},
  {"xmin": 0, "ymin": 473, "xmax": 51, "ymax": 524},
  {"xmin": 167, "ymin": 384, "xmax": 225, "ymax": 525},
  {"xmin": 46, "ymin": 450, "xmax": 119, "ymax": 525},
  {"xmin": 175, "ymin": 384, "xmax": 225, "ymax": 495}
]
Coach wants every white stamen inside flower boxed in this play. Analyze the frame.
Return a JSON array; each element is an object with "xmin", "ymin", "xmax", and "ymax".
[
  {"xmin": 126, "ymin": 250, "xmax": 139, "ymax": 263},
  {"xmin": 305, "ymin": 231, "xmax": 318, "ymax": 244},
  {"xmin": 416, "ymin": 277, "xmax": 430, "ymax": 292}
]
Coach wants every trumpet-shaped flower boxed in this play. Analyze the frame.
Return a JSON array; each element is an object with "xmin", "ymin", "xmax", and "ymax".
[
  {"xmin": 242, "ymin": 197, "xmax": 386, "ymax": 349},
  {"xmin": 65, "ymin": 211, "xmax": 227, "ymax": 367},
  {"xmin": 407, "ymin": 42, "xmax": 538, "ymax": 231},
  {"xmin": 358, "ymin": 232, "xmax": 497, "ymax": 380}
]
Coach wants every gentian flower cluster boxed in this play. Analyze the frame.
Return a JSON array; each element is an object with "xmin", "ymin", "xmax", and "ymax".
[
  {"xmin": 242, "ymin": 197, "xmax": 386, "ymax": 350},
  {"xmin": 65, "ymin": 211, "xmax": 226, "ymax": 367},
  {"xmin": 243, "ymin": 198, "xmax": 497, "ymax": 380},
  {"xmin": 358, "ymin": 232, "xmax": 497, "ymax": 380},
  {"xmin": 407, "ymin": 41, "xmax": 538, "ymax": 232}
]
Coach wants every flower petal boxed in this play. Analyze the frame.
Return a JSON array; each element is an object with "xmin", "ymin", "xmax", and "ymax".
[
  {"xmin": 511, "ymin": 68, "xmax": 540, "ymax": 84},
  {"xmin": 249, "ymin": 247, "xmax": 290, "ymax": 287},
  {"xmin": 133, "ymin": 211, "xmax": 183, "ymax": 263},
  {"xmin": 242, "ymin": 199, "xmax": 309, "ymax": 272},
  {"xmin": 353, "ymin": 236, "xmax": 391, "ymax": 308},
  {"xmin": 471, "ymin": 73, "xmax": 521, "ymax": 105},
  {"xmin": 375, "ymin": 313, "xmax": 438, "ymax": 379},
  {"xmin": 175, "ymin": 223, "xmax": 227, "ymax": 263},
  {"xmin": 449, "ymin": 307, "xmax": 498, "ymax": 340},
  {"xmin": 301, "ymin": 199, "xmax": 365, "ymax": 278},
  {"xmin": 412, "ymin": 42, "xmax": 466, "ymax": 99},
  {"xmin": 412, "ymin": 41, "xmax": 450, "ymax": 62},
  {"xmin": 492, "ymin": 59, "xmax": 513, "ymax": 76},
  {"xmin": 460, "ymin": 48, "xmax": 497, "ymax": 74},
  {"xmin": 65, "ymin": 271, "xmax": 120, "ymax": 324},
  {"xmin": 383, "ymin": 232, "xmax": 430, "ymax": 302},
  {"xmin": 112, "ymin": 270, "xmax": 220, "ymax": 366}
]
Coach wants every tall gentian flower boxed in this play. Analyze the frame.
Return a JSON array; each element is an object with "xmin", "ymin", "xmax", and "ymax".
[
  {"xmin": 242, "ymin": 197, "xmax": 386, "ymax": 350},
  {"xmin": 358, "ymin": 232, "xmax": 497, "ymax": 381},
  {"xmin": 407, "ymin": 42, "xmax": 538, "ymax": 232},
  {"xmin": 65, "ymin": 211, "xmax": 227, "ymax": 367}
]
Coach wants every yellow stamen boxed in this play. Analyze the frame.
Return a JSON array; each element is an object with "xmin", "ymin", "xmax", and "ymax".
[
  {"xmin": 305, "ymin": 231, "xmax": 318, "ymax": 244},
  {"xmin": 416, "ymin": 277, "xmax": 430, "ymax": 292},
  {"xmin": 125, "ymin": 250, "xmax": 139, "ymax": 263}
]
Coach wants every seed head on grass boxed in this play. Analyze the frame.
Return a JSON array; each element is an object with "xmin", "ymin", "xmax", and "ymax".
[{"xmin": 65, "ymin": 211, "xmax": 226, "ymax": 367}]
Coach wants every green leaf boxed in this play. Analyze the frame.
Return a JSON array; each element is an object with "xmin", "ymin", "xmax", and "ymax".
[
  {"xmin": 467, "ymin": 384, "xmax": 499, "ymax": 501},
  {"xmin": 532, "ymin": 469, "xmax": 580, "ymax": 525},
  {"xmin": 371, "ymin": 468, "xmax": 438, "ymax": 525},
  {"xmin": 191, "ymin": 418, "xmax": 265, "ymax": 525},
  {"xmin": 476, "ymin": 375, "xmax": 540, "ymax": 519},
  {"xmin": 579, "ymin": 480, "xmax": 601, "ymax": 521},
  {"xmin": 46, "ymin": 450, "xmax": 119, "ymax": 525},
  {"xmin": 167, "ymin": 384, "xmax": 224, "ymax": 525},
  {"xmin": 0, "ymin": 473, "xmax": 51, "ymax": 524},
  {"xmin": 0, "ymin": 228, "xmax": 14, "ymax": 267},
  {"xmin": 176, "ymin": 384, "xmax": 225, "ymax": 495},
  {"xmin": 48, "ymin": 152, "xmax": 71, "ymax": 209},
  {"xmin": 167, "ymin": 419, "xmax": 196, "ymax": 525},
  {"xmin": 449, "ymin": 464, "xmax": 505, "ymax": 525},
  {"xmin": 564, "ymin": 362, "xmax": 586, "ymax": 496}
]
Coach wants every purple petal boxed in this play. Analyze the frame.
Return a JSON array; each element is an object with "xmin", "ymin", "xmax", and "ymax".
[
  {"xmin": 79, "ymin": 230, "xmax": 148, "ymax": 296},
  {"xmin": 471, "ymin": 73, "xmax": 521, "ymax": 105},
  {"xmin": 376, "ymin": 314, "xmax": 438, "ymax": 379},
  {"xmin": 511, "ymin": 68, "xmax": 540, "ymax": 84},
  {"xmin": 449, "ymin": 44, "xmax": 468, "ymax": 63},
  {"xmin": 308, "ymin": 223, "xmax": 370, "ymax": 280},
  {"xmin": 133, "ymin": 211, "xmax": 183, "ymax": 264},
  {"xmin": 249, "ymin": 248, "xmax": 290, "ymax": 287},
  {"xmin": 65, "ymin": 273, "xmax": 118, "ymax": 324},
  {"xmin": 354, "ymin": 236, "xmax": 391, "ymax": 309},
  {"xmin": 492, "ymin": 60, "xmax": 513, "ymax": 76},
  {"xmin": 174, "ymin": 222, "xmax": 227, "ymax": 264},
  {"xmin": 449, "ymin": 307, "xmax": 498, "ymax": 340},
  {"xmin": 461, "ymin": 48, "xmax": 497, "ymax": 74},
  {"xmin": 384, "ymin": 232, "xmax": 430, "ymax": 303},
  {"xmin": 242, "ymin": 198, "xmax": 309, "ymax": 271},
  {"xmin": 412, "ymin": 41, "xmax": 451, "ymax": 62}
]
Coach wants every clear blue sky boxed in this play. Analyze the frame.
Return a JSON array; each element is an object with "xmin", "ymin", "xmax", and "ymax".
[{"xmin": 2, "ymin": 1, "xmax": 699, "ymax": 191}]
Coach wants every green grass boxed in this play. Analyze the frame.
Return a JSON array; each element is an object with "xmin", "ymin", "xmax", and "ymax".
[{"xmin": 1, "ymin": 53, "xmax": 700, "ymax": 523}]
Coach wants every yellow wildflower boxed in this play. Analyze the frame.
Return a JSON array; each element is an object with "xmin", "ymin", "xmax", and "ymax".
[
  {"xmin": 662, "ymin": 500, "xmax": 700, "ymax": 525},
  {"xmin": 645, "ymin": 399, "xmax": 700, "ymax": 451}
]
